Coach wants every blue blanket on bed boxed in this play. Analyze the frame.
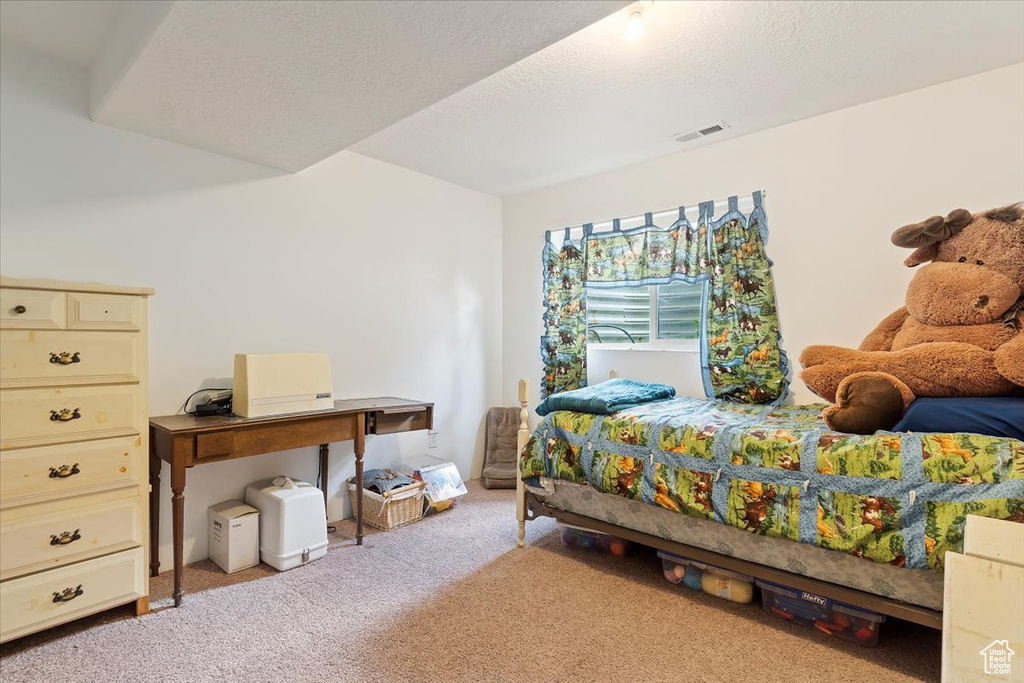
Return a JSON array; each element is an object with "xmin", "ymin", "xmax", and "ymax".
[{"xmin": 536, "ymin": 378, "xmax": 676, "ymax": 417}]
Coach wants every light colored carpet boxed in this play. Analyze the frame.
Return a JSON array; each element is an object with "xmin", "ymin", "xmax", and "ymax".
[{"xmin": 0, "ymin": 482, "xmax": 940, "ymax": 683}]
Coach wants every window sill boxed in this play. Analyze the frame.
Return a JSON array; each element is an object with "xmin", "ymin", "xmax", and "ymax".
[{"xmin": 590, "ymin": 342, "xmax": 700, "ymax": 353}]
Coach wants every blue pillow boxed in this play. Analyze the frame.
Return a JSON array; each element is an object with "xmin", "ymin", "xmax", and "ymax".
[{"xmin": 892, "ymin": 397, "xmax": 1024, "ymax": 441}]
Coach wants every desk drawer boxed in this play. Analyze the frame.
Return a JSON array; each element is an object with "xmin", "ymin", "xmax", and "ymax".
[
  {"xmin": 0, "ymin": 498, "xmax": 141, "ymax": 580},
  {"xmin": 369, "ymin": 406, "xmax": 433, "ymax": 435},
  {"xmin": 195, "ymin": 431, "xmax": 235, "ymax": 461},
  {"xmin": 0, "ymin": 330, "xmax": 140, "ymax": 389},
  {"xmin": 0, "ymin": 289, "xmax": 65, "ymax": 330},
  {"xmin": 0, "ymin": 436, "xmax": 141, "ymax": 508},
  {"xmin": 0, "ymin": 385, "xmax": 141, "ymax": 450},
  {"xmin": 0, "ymin": 547, "xmax": 143, "ymax": 643},
  {"xmin": 66, "ymin": 292, "xmax": 142, "ymax": 331}
]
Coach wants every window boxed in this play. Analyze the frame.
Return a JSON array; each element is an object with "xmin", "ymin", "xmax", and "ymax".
[{"xmin": 587, "ymin": 280, "xmax": 702, "ymax": 345}]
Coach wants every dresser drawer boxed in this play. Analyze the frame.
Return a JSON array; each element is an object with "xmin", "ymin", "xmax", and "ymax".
[
  {"xmin": 0, "ymin": 498, "xmax": 142, "ymax": 580},
  {"xmin": 0, "ymin": 385, "xmax": 141, "ymax": 450},
  {"xmin": 0, "ymin": 547, "xmax": 144, "ymax": 643},
  {"xmin": 0, "ymin": 436, "xmax": 141, "ymax": 508},
  {"xmin": 0, "ymin": 289, "xmax": 65, "ymax": 330},
  {"xmin": 0, "ymin": 330, "xmax": 140, "ymax": 389},
  {"xmin": 66, "ymin": 292, "xmax": 142, "ymax": 331}
]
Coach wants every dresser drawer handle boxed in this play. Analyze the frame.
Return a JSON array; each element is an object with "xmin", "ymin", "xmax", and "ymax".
[
  {"xmin": 52, "ymin": 585, "xmax": 83, "ymax": 603},
  {"xmin": 49, "ymin": 351, "xmax": 81, "ymax": 365},
  {"xmin": 50, "ymin": 529, "xmax": 81, "ymax": 546},
  {"xmin": 49, "ymin": 463, "xmax": 80, "ymax": 478},
  {"xmin": 49, "ymin": 408, "xmax": 81, "ymax": 422},
  {"xmin": 12, "ymin": 304, "xmax": 27, "ymax": 315}
]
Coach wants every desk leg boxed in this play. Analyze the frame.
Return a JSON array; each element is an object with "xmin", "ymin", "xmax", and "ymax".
[
  {"xmin": 171, "ymin": 456, "xmax": 186, "ymax": 607},
  {"xmin": 149, "ymin": 440, "xmax": 161, "ymax": 578},
  {"xmin": 319, "ymin": 443, "xmax": 329, "ymax": 517},
  {"xmin": 356, "ymin": 412, "xmax": 366, "ymax": 546}
]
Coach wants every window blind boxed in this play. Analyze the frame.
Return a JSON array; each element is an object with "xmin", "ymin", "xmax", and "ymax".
[{"xmin": 587, "ymin": 281, "xmax": 701, "ymax": 343}]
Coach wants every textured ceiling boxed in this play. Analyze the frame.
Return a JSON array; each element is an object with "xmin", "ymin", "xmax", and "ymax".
[
  {"xmin": 0, "ymin": 0, "xmax": 118, "ymax": 66},
  {"xmin": 352, "ymin": 1, "xmax": 1024, "ymax": 196},
  {"xmin": 2, "ymin": 1, "xmax": 1021, "ymax": 193},
  {"xmin": 87, "ymin": 0, "xmax": 627, "ymax": 172}
]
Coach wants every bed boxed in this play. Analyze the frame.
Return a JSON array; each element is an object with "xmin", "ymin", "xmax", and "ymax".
[{"xmin": 513, "ymin": 379, "xmax": 1024, "ymax": 629}]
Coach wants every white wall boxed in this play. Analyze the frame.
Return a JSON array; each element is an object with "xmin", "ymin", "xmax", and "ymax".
[
  {"xmin": 503, "ymin": 63, "xmax": 1024, "ymax": 410},
  {"xmin": 588, "ymin": 348, "xmax": 704, "ymax": 398},
  {"xmin": 0, "ymin": 45, "xmax": 503, "ymax": 565}
]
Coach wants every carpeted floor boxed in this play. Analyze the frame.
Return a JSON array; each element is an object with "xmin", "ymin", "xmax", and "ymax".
[{"xmin": 0, "ymin": 482, "xmax": 941, "ymax": 683}]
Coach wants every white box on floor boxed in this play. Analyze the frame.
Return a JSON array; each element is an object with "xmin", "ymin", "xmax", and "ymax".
[
  {"xmin": 208, "ymin": 500, "xmax": 260, "ymax": 574},
  {"xmin": 244, "ymin": 477, "xmax": 328, "ymax": 571}
]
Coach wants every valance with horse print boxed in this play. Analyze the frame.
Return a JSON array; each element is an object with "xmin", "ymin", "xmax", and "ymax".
[{"xmin": 540, "ymin": 191, "xmax": 790, "ymax": 403}]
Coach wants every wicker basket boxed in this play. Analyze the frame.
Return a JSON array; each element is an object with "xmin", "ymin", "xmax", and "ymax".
[{"xmin": 348, "ymin": 479, "xmax": 426, "ymax": 531}]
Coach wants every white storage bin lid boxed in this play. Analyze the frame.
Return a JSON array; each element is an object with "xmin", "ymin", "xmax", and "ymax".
[{"xmin": 657, "ymin": 550, "xmax": 753, "ymax": 582}]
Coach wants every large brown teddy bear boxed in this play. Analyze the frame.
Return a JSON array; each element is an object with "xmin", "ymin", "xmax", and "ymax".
[{"xmin": 801, "ymin": 203, "xmax": 1024, "ymax": 434}]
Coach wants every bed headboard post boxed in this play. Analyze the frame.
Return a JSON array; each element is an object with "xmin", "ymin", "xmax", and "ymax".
[{"xmin": 516, "ymin": 379, "xmax": 529, "ymax": 547}]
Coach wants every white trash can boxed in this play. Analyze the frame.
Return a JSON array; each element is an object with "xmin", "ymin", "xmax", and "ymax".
[{"xmin": 244, "ymin": 476, "xmax": 328, "ymax": 571}]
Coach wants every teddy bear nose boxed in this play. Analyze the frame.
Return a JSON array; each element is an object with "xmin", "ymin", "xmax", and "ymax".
[{"xmin": 975, "ymin": 295, "xmax": 989, "ymax": 308}]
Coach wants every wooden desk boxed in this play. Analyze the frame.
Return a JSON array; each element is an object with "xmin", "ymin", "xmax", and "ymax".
[{"xmin": 149, "ymin": 397, "xmax": 433, "ymax": 606}]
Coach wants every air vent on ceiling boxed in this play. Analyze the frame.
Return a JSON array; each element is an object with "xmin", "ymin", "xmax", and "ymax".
[{"xmin": 673, "ymin": 121, "xmax": 729, "ymax": 144}]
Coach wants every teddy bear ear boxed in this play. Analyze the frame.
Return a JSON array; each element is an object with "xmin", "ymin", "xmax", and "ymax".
[
  {"xmin": 903, "ymin": 244, "xmax": 939, "ymax": 268},
  {"xmin": 891, "ymin": 209, "xmax": 973, "ymax": 248}
]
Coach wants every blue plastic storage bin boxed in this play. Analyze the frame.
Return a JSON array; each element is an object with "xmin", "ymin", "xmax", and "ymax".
[
  {"xmin": 557, "ymin": 523, "xmax": 630, "ymax": 556},
  {"xmin": 658, "ymin": 550, "xmax": 755, "ymax": 602},
  {"xmin": 756, "ymin": 579, "xmax": 885, "ymax": 646}
]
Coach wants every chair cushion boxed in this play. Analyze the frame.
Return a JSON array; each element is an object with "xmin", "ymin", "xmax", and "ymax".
[{"xmin": 482, "ymin": 461, "xmax": 517, "ymax": 480}]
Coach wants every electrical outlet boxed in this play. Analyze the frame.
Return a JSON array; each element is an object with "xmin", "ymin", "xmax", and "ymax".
[{"xmin": 428, "ymin": 430, "xmax": 438, "ymax": 449}]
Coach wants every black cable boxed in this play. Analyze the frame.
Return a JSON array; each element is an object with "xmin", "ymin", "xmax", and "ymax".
[
  {"xmin": 587, "ymin": 323, "xmax": 637, "ymax": 343},
  {"xmin": 178, "ymin": 388, "xmax": 232, "ymax": 415}
]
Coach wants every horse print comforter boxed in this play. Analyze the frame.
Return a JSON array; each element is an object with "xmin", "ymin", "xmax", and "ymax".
[{"xmin": 519, "ymin": 398, "xmax": 1024, "ymax": 570}]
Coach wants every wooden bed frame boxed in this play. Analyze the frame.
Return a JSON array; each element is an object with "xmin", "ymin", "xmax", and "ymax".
[{"xmin": 513, "ymin": 378, "xmax": 943, "ymax": 630}]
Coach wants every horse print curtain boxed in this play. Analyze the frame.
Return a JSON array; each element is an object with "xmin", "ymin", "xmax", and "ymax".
[
  {"xmin": 700, "ymin": 193, "xmax": 789, "ymax": 402},
  {"xmin": 540, "ymin": 191, "xmax": 789, "ymax": 403},
  {"xmin": 540, "ymin": 228, "xmax": 588, "ymax": 399}
]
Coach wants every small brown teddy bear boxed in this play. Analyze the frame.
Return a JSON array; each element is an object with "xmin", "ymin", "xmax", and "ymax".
[{"xmin": 801, "ymin": 203, "xmax": 1024, "ymax": 434}]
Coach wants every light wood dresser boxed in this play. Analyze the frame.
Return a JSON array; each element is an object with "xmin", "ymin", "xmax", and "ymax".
[{"xmin": 0, "ymin": 277, "xmax": 153, "ymax": 643}]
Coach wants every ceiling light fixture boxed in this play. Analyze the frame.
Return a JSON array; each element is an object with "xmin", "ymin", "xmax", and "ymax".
[{"xmin": 627, "ymin": 9, "xmax": 643, "ymax": 42}]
